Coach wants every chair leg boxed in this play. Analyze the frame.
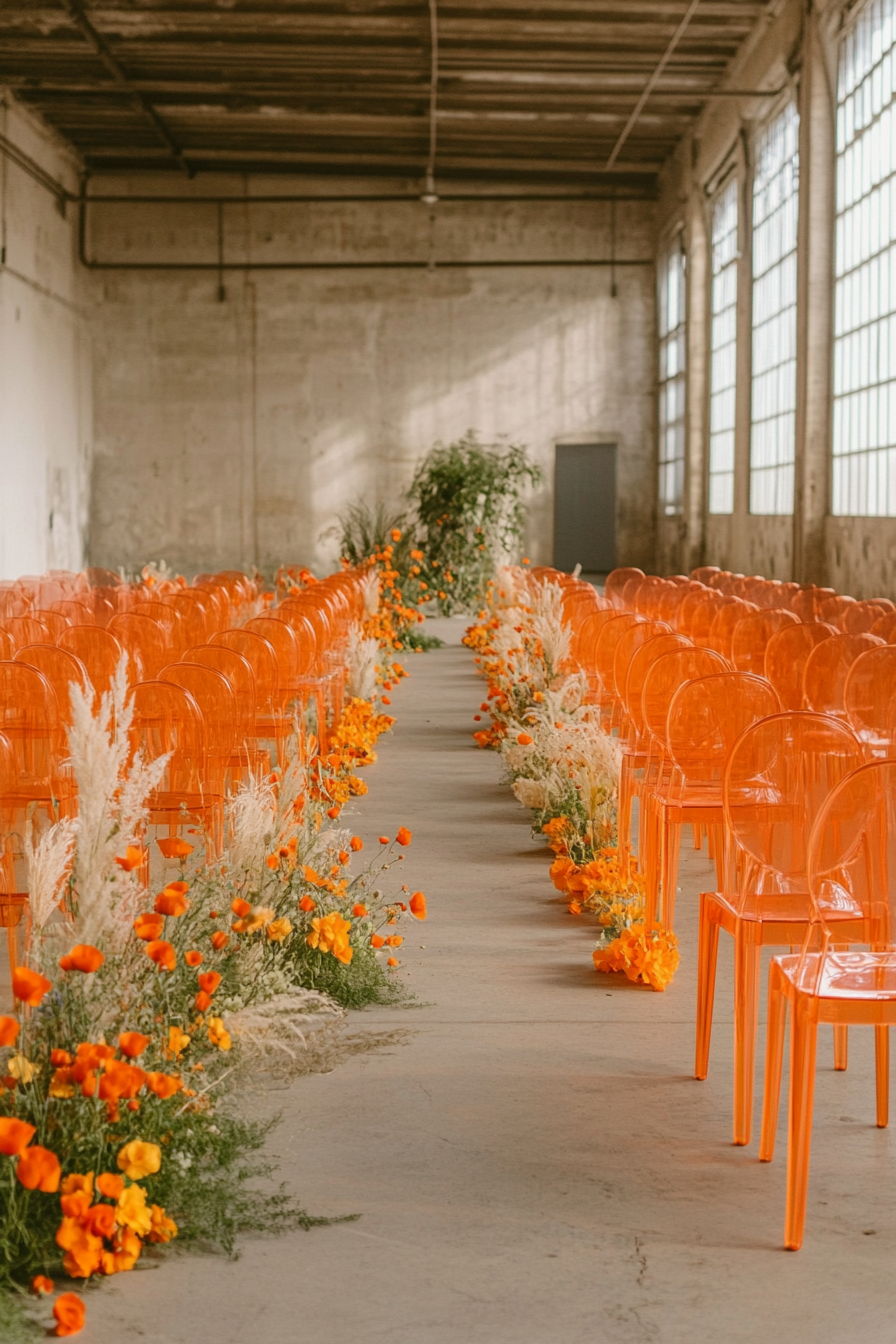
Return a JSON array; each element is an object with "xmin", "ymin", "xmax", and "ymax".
[
  {"xmin": 875, "ymin": 1025, "xmax": 889, "ymax": 1128},
  {"xmin": 784, "ymin": 1000, "xmax": 818, "ymax": 1250},
  {"xmin": 733, "ymin": 929, "xmax": 762, "ymax": 1146},
  {"xmin": 6, "ymin": 921, "xmax": 17, "ymax": 982},
  {"xmin": 833, "ymin": 1024, "xmax": 848, "ymax": 1071},
  {"xmin": 695, "ymin": 894, "xmax": 721, "ymax": 1080},
  {"xmin": 760, "ymin": 961, "xmax": 788, "ymax": 1163},
  {"xmin": 661, "ymin": 819, "xmax": 681, "ymax": 931},
  {"xmin": 618, "ymin": 758, "xmax": 633, "ymax": 855}
]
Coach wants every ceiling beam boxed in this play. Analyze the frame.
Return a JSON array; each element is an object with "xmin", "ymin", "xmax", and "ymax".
[{"xmin": 606, "ymin": 0, "xmax": 703, "ymax": 168}]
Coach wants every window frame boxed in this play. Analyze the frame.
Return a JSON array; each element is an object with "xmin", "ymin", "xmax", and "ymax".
[{"xmin": 657, "ymin": 228, "xmax": 688, "ymax": 519}]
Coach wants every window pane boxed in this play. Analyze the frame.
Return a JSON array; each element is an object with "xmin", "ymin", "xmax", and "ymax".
[
  {"xmin": 750, "ymin": 102, "xmax": 799, "ymax": 515},
  {"xmin": 658, "ymin": 238, "xmax": 686, "ymax": 516},
  {"xmin": 833, "ymin": 0, "xmax": 896, "ymax": 516},
  {"xmin": 709, "ymin": 177, "xmax": 738, "ymax": 514}
]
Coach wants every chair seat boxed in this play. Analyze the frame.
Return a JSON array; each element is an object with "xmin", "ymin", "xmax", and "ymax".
[{"xmin": 776, "ymin": 950, "xmax": 896, "ymax": 1003}]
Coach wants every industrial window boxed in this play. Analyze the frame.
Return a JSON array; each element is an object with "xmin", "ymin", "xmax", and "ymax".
[
  {"xmin": 833, "ymin": 0, "xmax": 896, "ymax": 516},
  {"xmin": 750, "ymin": 101, "xmax": 800, "ymax": 515},
  {"xmin": 658, "ymin": 235, "xmax": 686, "ymax": 517},
  {"xmin": 708, "ymin": 177, "xmax": 739, "ymax": 514}
]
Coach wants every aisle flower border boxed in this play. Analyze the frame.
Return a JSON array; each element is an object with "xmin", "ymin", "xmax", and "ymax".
[
  {"xmin": 463, "ymin": 565, "xmax": 679, "ymax": 994},
  {"xmin": 0, "ymin": 566, "xmax": 428, "ymax": 1337}
]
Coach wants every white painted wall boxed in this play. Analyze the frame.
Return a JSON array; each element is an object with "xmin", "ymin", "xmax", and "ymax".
[
  {"xmin": 0, "ymin": 94, "xmax": 92, "ymax": 580},
  {"xmin": 85, "ymin": 178, "xmax": 656, "ymax": 576}
]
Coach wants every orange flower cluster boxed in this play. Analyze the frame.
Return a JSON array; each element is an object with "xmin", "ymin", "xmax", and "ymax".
[
  {"xmin": 593, "ymin": 924, "xmax": 681, "ymax": 993},
  {"xmin": 55, "ymin": 1158, "xmax": 176, "ymax": 1284},
  {"xmin": 328, "ymin": 697, "xmax": 395, "ymax": 769},
  {"xmin": 307, "ymin": 911, "xmax": 353, "ymax": 964}
]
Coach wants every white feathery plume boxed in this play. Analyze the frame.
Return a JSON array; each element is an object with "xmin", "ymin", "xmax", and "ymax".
[
  {"xmin": 345, "ymin": 624, "xmax": 379, "ymax": 701},
  {"xmin": 24, "ymin": 817, "xmax": 78, "ymax": 931},
  {"xmin": 361, "ymin": 569, "xmax": 380, "ymax": 616},
  {"xmin": 530, "ymin": 580, "xmax": 571, "ymax": 677},
  {"xmin": 228, "ymin": 774, "xmax": 277, "ymax": 873}
]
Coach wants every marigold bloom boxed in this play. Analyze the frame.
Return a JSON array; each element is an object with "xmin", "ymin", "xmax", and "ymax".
[
  {"xmin": 185, "ymin": 950, "xmax": 203, "ymax": 967},
  {"xmin": 114, "ymin": 846, "xmax": 146, "ymax": 872},
  {"xmin": 267, "ymin": 917, "xmax": 292, "ymax": 942},
  {"xmin": 166, "ymin": 1026, "xmax": 191, "ymax": 1059},
  {"xmin": 12, "ymin": 966, "xmax": 51, "ymax": 1007},
  {"xmin": 52, "ymin": 1292, "xmax": 86, "ymax": 1336},
  {"xmin": 134, "ymin": 912, "xmax": 164, "ymax": 941},
  {"xmin": 231, "ymin": 897, "xmax": 251, "ymax": 917},
  {"xmin": 0, "ymin": 1116, "xmax": 36, "ymax": 1155},
  {"xmin": 17, "ymin": 1144, "xmax": 61, "ymax": 1191},
  {"xmin": 211, "ymin": 931, "xmax": 229, "ymax": 951},
  {"xmin": 396, "ymin": 826, "xmax": 412, "ymax": 846},
  {"xmin": 156, "ymin": 836, "xmax": 193, "ymax": 859},
  {"xmin": 147, "ymin": 1204, "xmax": 178, "ymax": 1244},
  {"xmin": 118, "ymin": 1032, "xmax": 150, "ymax": 1059},
  {"xmin": 350, "ymin": 836, "xmax": 363, "ymax": 851},
  {"xmin": 31, "ymin": 1274, "xmax": 54, "ymax": 1295},
  {"xmin": 144, "ymin": 1071, "xmax": 182, "ymax": 1100},
  {"xmin": 116, "ymin": 1181, "xmax": 153, "ymax": 1235},
  {"xmin": 117, "ymin": 1139, "xmax": 162, "ymax": 1181},
  {"xmin": 146, "ymin": 939, "xmax": 176, "ymax": 972},
  {"xmin": 207, "ymin": 1017, "xmax": 232, "ymax": 1050},
  {"xmin": 0, "ymin": 1016, "xmax": 20, "ymax": 1047},
  {"xmin": 96, "ymin": 1172, "xmax": 125, "ymax": 1200}
]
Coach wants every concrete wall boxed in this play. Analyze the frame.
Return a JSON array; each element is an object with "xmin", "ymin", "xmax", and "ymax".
[
  {"xmin": 84, "ymin": 179, "xmax": 656, "ymax": 576},
  {"xmin": 0, "ymin": 94, "xmax": 92, "ymax": 580},
  {"xmin": 653, "ymin": 0, "xmax": 896, "ymax": 600}
]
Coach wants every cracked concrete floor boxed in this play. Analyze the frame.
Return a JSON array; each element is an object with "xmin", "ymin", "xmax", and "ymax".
[{"xmin": 33, "ymin": 619, "xmax": 896, "ymax": 1342}]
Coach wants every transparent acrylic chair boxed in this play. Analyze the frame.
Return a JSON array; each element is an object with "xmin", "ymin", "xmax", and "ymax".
[
  {"xmin": 843, "ymin": 645, "xmax": 896, "ymax": 759},
  {"xmin": 759, "ymin": 759, "xmax": 896, "ymax": 1249},
  {"xmin": 764, "ymin": 622, "xmax": 838, "ymax": 709},
  {"xmin": 696, "ymin": 712, "xmax": 864, "ymax": 1144},
  {"xmin": 802, "ymin": 631, "xmax": 884, "ymax": 718}
]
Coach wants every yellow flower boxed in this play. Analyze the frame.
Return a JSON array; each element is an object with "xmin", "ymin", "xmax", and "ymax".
[
  {"xmin": 306, "ymin": 912, "xmax": 353, "ymax": 964},
  {"xmin": 117, "ymin": 1140, "xmax": 162, "ymax": 1181},
  {"xmin": 207, "ymin": 1017, "xmax": 232, "ymax": 1051},
  {"xmin": 147, "ymin": 1204, "xmax": 178, "ymax": 1244},
  {"xmin": 166, "ymin": 1026, "xmax": 191, "ymax": 1059},
  {"xmin": 116, "ymin": 1182, "xmax": 153, "ymax": 1236},
  {"xmin": 7, "ymin": 1054, "xmax": 38, "ymax": 1084},
  {"xmin": 266, "ymin": 917, "xmax": 292, "ymax": 943},
  {"xmin": 243, "ymin": 906, "xmax": 275, "ymax": 932}
]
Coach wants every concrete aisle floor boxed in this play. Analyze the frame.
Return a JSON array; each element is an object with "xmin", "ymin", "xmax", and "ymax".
[{"xmin": 69, "ymin": 622, "xmax": 896, "ymax": 1341}]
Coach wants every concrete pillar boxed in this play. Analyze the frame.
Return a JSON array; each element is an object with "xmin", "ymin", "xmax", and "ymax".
[
  {"xmin": 793, "ymin": 4, "xmax": 836, "ymax": 584},
  {"xmin": 684, "ymin": 172, "xmax": 710, "ymax": 574}
]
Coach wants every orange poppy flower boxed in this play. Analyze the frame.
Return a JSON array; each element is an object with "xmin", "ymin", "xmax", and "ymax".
[
  {"xmin": 350, "ymin": 836, "xmax": 363, "ymax": 851},
  {"xmin": 154, "ymin": 881, "xmax": 190, "ymax": 917},
  {"xmin": 50, "ymin": 1048, "xmax": 72, "ymax": 1067},
  {"xmin": 166, "ymin": 1026, "xmax": 191, "ymax": 1059},
  {"xmin": 59, "ymin": 944, "xmax": 104, "ymax": 974},
  {"xmin": 0, "ymin": 1116, "xmax": 36, "ymax": 1156},
  {"xmin": 16, "ymin": 1144, "xmax": 61, "ymax": 1192},
  {"xmin": 134, "ymin": 912, "xmax": 164, "ymax": 941},
  {"xmin": 117, "ymin": 1139, "xmax": 162, "ymax": 1180},
  {"xmin": 110, "ymin": 1226, "xmax": 143, "ymax": 1273},
  {"xmin": 338, "ymin": 850, "xmax": 350, "ymax": 865},
  {"xmin": 57, "ymin": 1216, "xmax": 103, "ymax": 1279},
  {"xmin": 147, "ymin": 1204, "xmax": 178, "ymax": 1244},
  {"xmin": 156, "ymin": 836, "xmax": 194, "ymax": 859},
  {"xmin": 386, "ymin": 935, "xmax": 403, "ymax": 948},
  {"xmin": 198, "ymin": 971, "xmax": 222, "ymax": 995},
  {"xmin": 265, "ymin": 853, "xmax": 280, "ymax": 870},
  {"xmin": 378, "ymin": 835, "xmax": 390, "ymax": 845},
  {"xmin": 99, "ymin": 1060, "xmax": 146, "ymax": 1102},
  {"xmin": 11, "ymin": 967, "xmax": 52, "ymax": 1007},
  {"xmin": 144, "ymin": 1072, "xmax": 182, "ymax": 1100},
  {"xmin": 231, "ymin": 897, "xmax": 252, "ymax": 917},
  {"xmin": 211, "ymin": 931, "xmax": 229, "ymax": 951},
  {"xmin": 60, "ymin": 1172, "xmax": 93, "ymax": 1198},
  {"xmin": 114, "ymin": 846, "xmax": 146, "ymax": 872},
  {"xmin": 409, "ymin": 891, "xmax": 427, "ymax": 920},
  {"xmin": 387, "ymin": 957, "xmax": 399, "ymax": 967},
  {"xmin": 31, "ymin": 1274, "xmax": 54, "ymax": 1295},
  {"xmin": 370, "ymin": 934, "xmax": 385, "ymax": 949},
  {"xmin": 118, "ymin": 1032, "xmax": 149, "ymax": 1059},
  {"xmin": 396, "ymin": 827, "xmax": 412, "ymax": 846},
  {"xmin": 85, "ymin": 1202, "xmax": 117, "ymax": 1239},
  {"xmin": 96, "ymin": 1171, "xmax": 125, "ymax": 1199},
  {"xmin": 194, "ymin": 991, "xmax": 212, "ymax": 1012},
  {"xmin": 146, "ymin": 940, "xmax": 176, "ymax": 972},
  {"xmin": 185, "ymin": 950, "xmax": 203, "ymax": 967},
  {"xmin": 0, "ymin": 1016, "xmax": 20, "ymax": 1047},
  {"xmin": 351, "ymin": 903, "xmax": 368, "ymax": 917},
  {"xmin": 207, "ymin": 1017, "xmax": 232, "ymax": 1050},
  {"xmin": 52, "ymin": 1292, "xmax": 86, "ymax": 1337},
  {"xmin": 299, "ymin": 895, "xmax": 316, "ymax": 912},
  {"xmin": 517, "ymin": 732, "xmax": 533, "ymax": 745}
]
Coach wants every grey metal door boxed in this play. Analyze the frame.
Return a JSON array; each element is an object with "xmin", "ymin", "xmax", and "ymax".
[{"xmin": 553, "ymin": 443, "xmax": 617, "ymax": 574}]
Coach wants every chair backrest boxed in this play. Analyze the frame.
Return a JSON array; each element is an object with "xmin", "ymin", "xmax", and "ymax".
[
  {"xmin": 160, "ymin": 592, "xmax": 209, "ymax": 649},
  {"xmin": 130, "ymin": 680, "xmax": 206, "ymax": 786},
  {"xmin": 31, "ymin": 610, "xmax": 72, "ymax": 642},
  {"xmin": 807, "ymin": 759, "xmax": 896, "ymax": 941},
  {"xmin": 612, "ymin": 619, "xmax": 670, "ymax": 700},
  {"xmin": 843, "ymin": 645, "xmax": 896, "ymax": 757},
  {"xmin": 764, "ymin": 621, "xmax": 837, "ymax": 709},
  {"xmin": 623, "ymin": 632, "xmax": 692, "ymax": 734},
  {"xmin": 640, "ymin": 646, "xmax": 730, "ymax": 746},
  {"xmin": 841, "ymin": 600, "xmax": 893, "ymax": 634},
  {"xmin": 675, "ymin": 586, "xmax": 713, "ymax": 635},
  {"xmin": 819, "ymin": 594, "xmax": 856, "ymax": 627},
  {"xmin": 13, "ymin": 644, "xmax": 89, "ymax": 719},
  {"xmin": 572, "ymin": 609, "xmax": 619, "ymax": 668},
  {"xmin": 182, "ymin": 645, "xmax": 256, "ymax": 742},
  {"xmin": 271, "ymin": 604, "xmax": 320, "ymax": 677},
  {"xmin": 58, "ymin": 625, "xmax": 124, "ymax": 696},
  {"xmin": 690, "ymin": 566, "xmax": 721, "ymax": 585},
  {"xmin": 210, "ymin": 629, "xmax": 279, "ymax": 709},
  {"xmin": 108, "ymin": 612, "xmax": 171, "ymax": 681},
  {"xmin": 131, "ymin": 600, "xmax": 183, "ymax": 644},
  {"xmin": 0, "ymin": 629, "xmax": 13, "ymax": 662},
  {"xmin": 872, "ymin": 611, "xmax": 896, "ymax": 642},
  {"xmin": 729, "ymin": 608, "xmax": 800, "ymax": 675},
  {"xmin": 665, "ymin": 672, "xmax": 780, "ymax": 787},
  {"xmin": 604, "ymin": 568, "xmax": 645, "ymax": 609},
  {"xmin": 159, "ymin": 664, "xmax": 239, "ymax": 753},
  {"xmin": 244, "ymin": 618, "xmax": 300, "ymax": 696},
  {"xmin": 790, "ymin": 587, "xmax": 836, "ymax": 622},
  {"xmin": 593, "ymin": 613, "xmax": 642, "ymax": 691},
  {"xmin": 4, "ymin": 615, "xmax": 51, "ymax": 649},
  {"xmin": 724, "ymin": 712, "xmax": 864, "ymax": 893},
  {"xmin": 707, "ymin": 597, "xmax": 759, "ymax": 658},
  {"xmin": 802, "ymin": 631, "xmax": 884, "ymax": 716},
  {"xmin": 688, "ymin": 594, "xmax": 727, "ymax": 646},
  {"xmin": 49, "ymin": 598, "xmax": 95, "ymax": 626},
  {"xmin": 0, "ymin": 661, "xmax": 63, "ymax": 777}
]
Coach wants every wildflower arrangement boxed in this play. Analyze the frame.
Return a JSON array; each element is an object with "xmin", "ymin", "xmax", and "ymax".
[
  {"xmin": 0, "ymin": 591, "xmax": 428, "ymax": 1335},
  {"xmin": 465, "ymin": 566, "xmax": 679, "ymax": 993}
]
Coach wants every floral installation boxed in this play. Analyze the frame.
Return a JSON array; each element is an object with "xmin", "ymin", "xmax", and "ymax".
[
  {"xmin": 464, "ymin": 566, "xmax": 679, "ymax": 994},
  {"xmin": 0, "ymin": 579, "xmax": 428, "ymax": 1337}
]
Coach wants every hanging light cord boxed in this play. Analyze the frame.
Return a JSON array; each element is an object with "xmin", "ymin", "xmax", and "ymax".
[{"xmin": 422, "ymin": 0, "xmax": 439, "ymax": 204}]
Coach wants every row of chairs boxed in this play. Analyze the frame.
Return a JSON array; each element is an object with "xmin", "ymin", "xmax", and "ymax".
[
  {"xmin": 0, "ymin": 566, "xmax": 367, "ymax": 972},
  {"xmin": 534, "ymin": 563, "xmax": 896, "ymax": 1249}
]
